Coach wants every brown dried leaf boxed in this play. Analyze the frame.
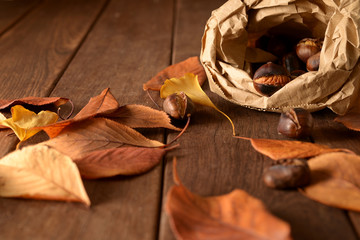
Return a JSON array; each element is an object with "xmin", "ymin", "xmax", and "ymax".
[
  {"xmin": 40, "ymin": 88, "xmax": 120, "ymax": 138},
  {"xmin": 42, "ymin": 118, "xmax": 164, "ymax": 160},
  {"xmin": 335, "ymin": 112, "xmax": 360, "ymax": 131},
  {"xmin": 74, "ymin": 88, "xmax": 119, "ymax": 119},
  {"xmin": 143, "ymin": 56, "xmax": 206, "ymax": 91},
  {"xmin": 302, "ymin": 152, "xmax": 360, "ymax": 211},
  {"xmin": 166, "ymin": 158, "xmax": 292, "ymax": 240},
  {"xmin": 239, "ymin": 137, "xmax": 352, "ymax": 160},
  {"xmin": 74, "ymin": 146, "xmax": 169, "ymax": 179},
  {"xmin": 0, "ymin": 145, "xmax": 90, "ymax": 205},
  {"xmin": 0, "ymin": 96, "xmax": 69, "ymax": 110},
  {"xmin": 100, "ymin": 104, "xmax": 181, "ymax": 131}
]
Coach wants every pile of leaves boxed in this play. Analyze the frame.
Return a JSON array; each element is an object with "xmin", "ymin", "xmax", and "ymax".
[
  {"xmin": 144, "ymin": 57, "xmax": 360, "ymax": 239},
  {"xmin": 0, "ymin": 88, "xmax": 182, "ymax": 206},
  {"xmin": 0, "ymin": 56, "xmax": 359, "ymax": 239}
]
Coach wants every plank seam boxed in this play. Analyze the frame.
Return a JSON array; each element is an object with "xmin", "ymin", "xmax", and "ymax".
[
  {"xmin": 0, "ymin": 0, "xmax": 43, "ymax": 38},
  {"xmin": 155, "ymin": 0, "xmax": 178, "ymax": 238},
  {"xmin": 47, "ymin": 0, "xmax": 111, "ymax": 98}
]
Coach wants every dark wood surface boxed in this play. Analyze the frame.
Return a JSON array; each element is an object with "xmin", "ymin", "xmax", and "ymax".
[{"xmin": 0, "ymin": 0, "xmax": 359, "ymax": 239}]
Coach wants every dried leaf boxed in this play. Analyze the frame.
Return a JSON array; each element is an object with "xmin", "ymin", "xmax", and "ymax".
[
  {"xmin": 100, "ymin": 104, "xmax": 181, "ymax": 131},
  {"xmin": 42, "ymin": 118, "xmax": 164, "ymax": 160},
  {"xmin": 0, "ymin": 145, "xmax": 90, "ymax": 206},
  {"xmin": 302, "ymin": 152, "xmax": 360, "ymax": 211},
  {"xmin": 160, "ymin": 73, "xmax": 235, "ymax": 135},
  {"xmin": 238, "ymin": 137, "xmax": 352, "ymax": 160},
  {"xmin": 0, "ymin": 96, "xmax": 68, "ymax": 110},
  {"xmin": 74, "ymin": 146, "xmax": 169, "ymax": 179},
  {"xmin": 166, "ymin": 158, "xmax": 292, "ymax": 240},
  {"xmin": 74, "ymin": 88, "xmax": 119, "ymax": 119},
  {"xmin": 0, "ymin": 113, "xmax": 6, "ymax": 121},
  {"xmin": 335, "ymin": 112, "xmax": 360, "ymax": 131},
  {"xmin": 40, "ymin": 88, "xmax": 120, "ymax": 138},
  {"xmin": 143, "ymin": 56, "xmax": 206, "ymax": 91},
  {"xmin": 0, "ymin": 105, "xmax": 58, "ymax": 147}
]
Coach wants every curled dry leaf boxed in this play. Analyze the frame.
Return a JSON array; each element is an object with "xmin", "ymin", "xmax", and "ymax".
[
  {"xmin": 143, "ymin": 56, "xmax": 206, "ymax": 91},
  {"xmin": 0, "ymin": 145, "xmax": 90, "ymax": 206},
  {"xmin": 166, "ymin": 158, "xmax": 292, "ymax": 240},
  {"xmin": 236, "ymin": 137, "xmax": 353, "ymax": 160},
  {"xmin": 40, "ymin": 88, "xmax": 120, "ymax": 138},
  {"xmin": 0, "ymin": 105, "xmax": 58, "ymax": 148},
  {"xmin": 42, "ymin": 118, "xmax": 164, "ymax": 160},
  {"xmin": 0, "ymin": 96, "xmax": 69, "ymax": 110},
  {"xmin": 302, "ymin": 152, "xmax": 360, "ymax": 212},
  {"xmin": 335, "ymin": 112, "xmax": 360, "ymax": 131},
  {"xmin": 161, "ymin": 73, "xmax": 235, "ymax": 135},
  {"xmin": 100, "ymin": 104, "xmax": 181, "ymax": 131},
  {"xmin": 74, "ymin": 146, "xmax": 173, "ymax": 179}
]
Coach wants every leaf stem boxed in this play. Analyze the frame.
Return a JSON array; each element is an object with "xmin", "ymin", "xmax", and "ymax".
[{"xmin": 166, "ymin": 115, "xmax": 190, "ymax": 146}]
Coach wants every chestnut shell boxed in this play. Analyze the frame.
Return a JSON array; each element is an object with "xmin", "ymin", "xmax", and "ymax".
[
  {"xmin": 263, "ymin": 158, "xmax": 311, "ymax": 189},
  {"xmin": 306, "ymin": 52, "xmax": 320, "ymax": 71},
  {"xmin": 277, "ymin": 108, "xmax": 314, "ymax": 138},
  {"xmin": 253, "ymin": 62, "xmax": 291, "ymax": 97},
  {"xmin": 163, "ymin": 92, "xmax": 194, "ymax": 119},
  {"xmin": 296, "ymin": 38, "xmax": 321, "ymax": 63}
]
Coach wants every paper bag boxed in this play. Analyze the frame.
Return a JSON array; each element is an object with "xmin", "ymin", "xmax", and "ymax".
[{"xmin": 200, "ymin": 0, "xmax": 360, "ymax": 114}]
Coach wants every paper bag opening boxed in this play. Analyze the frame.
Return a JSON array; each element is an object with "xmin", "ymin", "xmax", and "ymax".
[{"xmin": 200, "ymin": 0, "xmax": 360, "ymax": 115}]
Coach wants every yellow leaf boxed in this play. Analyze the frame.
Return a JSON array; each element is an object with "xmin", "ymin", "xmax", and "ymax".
[
  {"xmin": 0, "ymin": 105, "xmax": 58, "ymax": 148},
  {"xmin": 0, "ymin": 145, "xmax": 90, "ymax": 206},
  {"xmin": 160, "ymin": 73, "xmax": 235, "ymax": 135}
]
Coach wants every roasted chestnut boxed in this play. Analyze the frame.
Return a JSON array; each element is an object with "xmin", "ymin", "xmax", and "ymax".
[
  {"xmin": 263, "ymin": 158, "xmax": 311, "ymax": 189},
  {"xmin": 163, "ymin": 92, "xmax": 194, "ymax": 120},
  {"xmin": 277, "ymin": 108, "xmax": 314, "ymax": 138},
  {"xmin": 282, "ymin": 52, "xmax": 304, "ymax": 75},
  {"xmin": 306, "ymin": 52, "xmax": 320, "ymax": 71},
  {"xmin": 253, "ymin": 62, "xmax": 291, "ymax": 96},
  {"xmin": 296, "ymin": 38, "xmax": 321, "ymax": 63}
]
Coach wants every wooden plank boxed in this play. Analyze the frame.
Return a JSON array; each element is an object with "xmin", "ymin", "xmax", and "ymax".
[
  {"xmin": 0, "ymin": 0, "xmax": 173, "ymax": 239},
  {"xmin": 159, "ymin": 1, "xmax": 359, "ymax": 240},
  {"xmin": 311, "ymin": 109, "xmax": 360, "ymax": 238},
  {"xmin": 0, "ymin": 0, "xmax": 107, "ymax": 156},
  {"xmin": 0, "ymin": 0, "xmax": 40, "ymax": 35}
]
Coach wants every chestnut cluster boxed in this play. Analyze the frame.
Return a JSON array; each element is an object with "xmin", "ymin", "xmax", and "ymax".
[{"xmin": 252, "ymin": 36, "xmax": 322, "ymax": 96}]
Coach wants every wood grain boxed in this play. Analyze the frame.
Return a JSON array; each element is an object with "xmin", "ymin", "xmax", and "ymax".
[
  {"xmin": 159, "ymin": 1, "xmax": 359, "ymax": 240},
  {"xmin": 0, "ymin": 0, "xmax": 174, "ymax": 239},
  {"xmin": 0, "ymin": 0, "xmax": 40, "ymax": 35},
  {"xmin": 0, "ymin": 0, "xmax": 107, "ymax": 156},
  {"xmin": 311, "ymin": 109, "xmax": 360, "ymax": 238}
]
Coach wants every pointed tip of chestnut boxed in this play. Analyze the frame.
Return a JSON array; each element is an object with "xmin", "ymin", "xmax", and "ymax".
[
  {"xmin": 163, "ymin": 92, "xmax": 194, "ymax": 120},
  {"xmin": 277, "ymin": 108, "xmax": 314, "ymax": 138},
  {"xmin": 253, "ymin": 62, "xmax": 291, "ymax": 96}
]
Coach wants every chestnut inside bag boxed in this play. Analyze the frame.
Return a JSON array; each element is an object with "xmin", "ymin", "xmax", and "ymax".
[{"xmin": 200, "ymin": 0, "xmax": 360, "ymax": 114}]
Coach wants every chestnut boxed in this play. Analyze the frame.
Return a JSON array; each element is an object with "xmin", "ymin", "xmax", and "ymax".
[
  {"xmin": 282, "ymin": 52, "xmax": 303, "ymax": 75},
  {"xmin": 163, "ymin": 92, "xmax": 194, "ymax": 120},
  {"xmin": 263, "ymin": 158, "xmax": 311, "ymax": 189},
  {"xmin": 306, "ymin": 52, "xmax": 320, "ymax": 71},
  {"xmin": 296, "ymin": 38, "xmax": 321, "ymax": 63},
  {"xmin": 277, "ymin": 108, "xmax": 314, "ymax": 138},
  {"xmin": 253, "ymin": 62, "xmax": 291, "ymax": 96}
]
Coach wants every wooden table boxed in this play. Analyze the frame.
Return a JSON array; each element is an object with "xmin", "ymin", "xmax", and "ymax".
[{"xmin": 0, "ymin": 0, "xmax": 359, "ymax": 239}]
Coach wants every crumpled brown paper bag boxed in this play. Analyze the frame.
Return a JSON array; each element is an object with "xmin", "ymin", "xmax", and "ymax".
[{"xmin": 200, "ymin": 0, "xmax": 360, "ymax": 114}]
